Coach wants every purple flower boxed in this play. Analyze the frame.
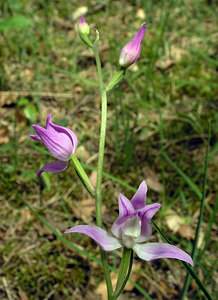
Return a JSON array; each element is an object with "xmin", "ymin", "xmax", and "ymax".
[
  {"xmin": 119, "ymin": 23, "xmax": 146, "ymax": 68},
  {"xmin": 65, "ymin": 181, "xmax": 193, "ymax": 265},
  {"xmin": 31, "ymin": 114, "xmax": 78, "ymax": 176}
]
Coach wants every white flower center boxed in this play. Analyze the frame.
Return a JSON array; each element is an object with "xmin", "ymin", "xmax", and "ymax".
[{"xmin": 121, "ymin": 216, "xmax": 141, "ymax": 248}]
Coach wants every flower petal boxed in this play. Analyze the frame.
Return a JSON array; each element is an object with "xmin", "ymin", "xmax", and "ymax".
[
  {"xmin": 30, "ymin": 134, "xmax": 41, "ymax": 141},
  {"xmin": 141, "ymin": 203, "xmax": 161, "ymax": 219},
  {"xmin": 134, "ymin": 243, "xmax": 193, "ymax": 265},
  {"xmin": 119, "ymin": 24, "xmax": 146, "ymax": 67},
  {"xmin": 47, "ymin": 114, "xmax": 78, "ymax": 153},
  {"xmin": 65, "ymin": 225, "xmax": 122, "ymax": 251},
  {"xmin": 119, "ymin": 193, "xmax": 135, "ymax": 217},
  {"xmin": 32, "ymin": 124, "xmax": 73, "ymax": 161},
  {"xmin": 37, "ymin": 160, "xmax": 68, "ymax": 176},
  {"xmin": 131, "ymin": 181, "xmax": 148, "ymax": 210},
  {"xmin": 111, "ymin": 194, "xmax": 135, "ymax": 238}
]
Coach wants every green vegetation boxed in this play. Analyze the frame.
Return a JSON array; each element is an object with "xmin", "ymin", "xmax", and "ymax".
[{"xmin": 0, "ymin": 1, "xmax": 217, "ymax": 299}]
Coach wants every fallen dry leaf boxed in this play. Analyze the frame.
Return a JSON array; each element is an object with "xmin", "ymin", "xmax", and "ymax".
[
  {"xmin": 76, "ymin": 145, "xmax": 90, "ymax": 161},
  {"xmin": 0, "ymin": 127, "xmax": 10, "ymax": 144},
  {"xmin": 178, "ymin": 224, "xmax": 195, "ymax": 240},
  {"xmin": 19, "ymin": 289, "xmax": 29, "ymax": 300},
  {"xmin": 90, "ymin": 171, "xmax": 97, "ymax": 188},
  {"xmin": 156, "ymin": 58, "xmax": 174, "ymax": 71},
  {"xmin": 170, "ymin": 45, "xmax": 187, "ymax": 62},
  {"xmin": 165, "ymin": 209, "xmax": 184, "ymax": 232},
  {"xmin": 165, "ymin": 209, "xmax": 194, "ymax": 240},
  {"xmin": 72, "ymin": 6, "xmax": 88, "ymax": 20},
  {"xmin": 72, "ymin": 198, "xmax": 95, "ymax": 222},
  {"xmin": 144, "ymin": 168, "xmax": 164, "ymax": 193},
  {"xmin": 156, "ymin": 45, "xmax": 187, "ymax": 70},
  {"xmin": 96, "ymin": 272, "xmax": 117, "ymax": 300},
  {"xmin": 136, "ymin": 8, "xmax": 146, "ymax": 20}
]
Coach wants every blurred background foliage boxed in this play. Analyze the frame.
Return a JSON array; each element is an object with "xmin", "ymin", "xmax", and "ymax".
[{"xmin": 0, "ymin": 0, "xmax": 217, "ymax": 299}]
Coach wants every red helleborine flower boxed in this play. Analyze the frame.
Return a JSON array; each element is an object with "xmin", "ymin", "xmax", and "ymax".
[{"xmin": 65, "ymin": 181, "xmax": 193, "ymax": 266}]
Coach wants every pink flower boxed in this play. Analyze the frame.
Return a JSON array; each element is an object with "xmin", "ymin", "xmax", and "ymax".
[
  {"xmin": 65, "ymin": 181, "xmax": 193, "ymax": 266},
  {"xmin": 31, "ymin": 114, "xmax": 77, "ymax": 176},
  {"xmin": 119, "ymin": 23, "xmax": 146, "ymax": 68}
]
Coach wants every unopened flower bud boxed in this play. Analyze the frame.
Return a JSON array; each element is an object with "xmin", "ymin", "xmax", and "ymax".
[
  {"xmin": 77, "ymin": 16, "xmax": 92, "ymax": 48},
  {"xmin": 77, "ymin": 16, "xmax": 90, "ymax": 36},
  {"xmin": 119, "ymin": 23, "xmax": 146, "ymax": 68}
]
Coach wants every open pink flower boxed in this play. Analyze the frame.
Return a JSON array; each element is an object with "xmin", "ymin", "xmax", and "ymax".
[
  {"xmin": 119, "ymin": 23, "xmax": 146, "ymax": 68},
  {"xmin": 65, "ymin": 181, "xmax": 193, "ymax": 265},
  {"xmin": 31, "ymin": 114, "xmax": 78, "ymax": 176}
]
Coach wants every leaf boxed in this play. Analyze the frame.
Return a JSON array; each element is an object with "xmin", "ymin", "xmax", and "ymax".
[
  {"xmin": 136, "ymin": 9, "xmax": 146, "ymax": 20},
  {"xmin": 41, "ymin": 173, "xmax": 51, "ymax": 191},
  {"xmin": 23, "ymin": 103, "xmax": 38, "ymax": 122},
  {"xmin": 0, "ymin": 15, "xmax": 33, "ymax": 31},
  {"xmin": 145, "ymin": 168, "xmax": 164, "ymax": 193},
  {"xmin": 90, "ymin": 171, "xmax": 97, "ymax": 188},
  {"xmin": 165, "ymin": 209, "xmax": 185, "ymax": 232},
  {"xmin": 17, "ymin": 97, "xmax": 29, "ymax": 107},
  {"xmin": 178, "ymin": 224, "xmax": 195, "ymax": 240},
  {"xmin": 165, "ymin": 209, "xmax": 194, "ymax": 240}
]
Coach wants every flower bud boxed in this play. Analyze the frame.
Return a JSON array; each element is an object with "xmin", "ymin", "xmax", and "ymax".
[
  {"xmin": 77, "ymin": 16, "xmax": 92, "ymax": 48},
  {"xmin": 119, "ymin": 23, "xmax": 146, "ymax": 68},
  {"xmin": 77, "ymin": 16, "xmax": 90, "ymax": 36}
]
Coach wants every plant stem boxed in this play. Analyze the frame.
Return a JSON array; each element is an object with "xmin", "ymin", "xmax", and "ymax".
[
  {"xmin": 93, "ymin": 40, "xmax": 113, "ymax": 299},
  {"xmin": 180, "ymin": 123, "xmax": 211, "ymax": 300},
  {"xmin": 93, "ymin": 43, "xmax": 106, "ymax": 227},
  {"xmin": 71, "ymin": 155, "xmax": 95, "ymax": 197}
]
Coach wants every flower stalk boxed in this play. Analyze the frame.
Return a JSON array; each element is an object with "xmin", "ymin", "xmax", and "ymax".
[
  {"xmin": 92, "ymin": 36, "xmax": 113, "ymax": 298},
  {"xmin": 71, "ymin": 155, "xmax": 95, "ymax": 197}
]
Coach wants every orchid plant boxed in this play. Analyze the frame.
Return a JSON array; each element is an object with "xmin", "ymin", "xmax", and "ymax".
[{"xmin": 31, "ymin": 17, "xmax": 193, "ymax": 300}]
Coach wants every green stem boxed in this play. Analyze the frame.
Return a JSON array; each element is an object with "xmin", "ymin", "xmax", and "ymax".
[
  {"xmin": 180, "ymin": 123, "xmax": 211, "ymax": 300},
  {"xmin": 92, "ymin": 41, "xmax": 113, "ymax": 298},
  {"xmin": 71, "ymin": 155, "xmax": 95, "ymax": 197},
  {"xmin": 113, "ymin": 248, "xmax": 133, "ymax": 299},
  {"xmin": 93, "ymin": 43, "xmax": 106, "ymax": 227}
]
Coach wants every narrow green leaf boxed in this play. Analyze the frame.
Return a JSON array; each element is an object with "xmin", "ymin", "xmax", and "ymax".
[
  {"xmin": 180, "ymin": 122, "xmax": 211, "ymax": 300},
  {"xmin": 162, "ymin": 152, "xmax": 202, "ymax": 199},
  {"xmin": 24, "ymin": 103, "xmax": 38, "ymax": 123}
]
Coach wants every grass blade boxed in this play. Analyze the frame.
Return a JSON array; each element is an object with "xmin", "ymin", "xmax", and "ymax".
[
  {"xmin": 161, "ymin": 152, "xmax": 202, "ymax": 199},
  {"xmin": 180, "ymin": 123, "xmax": 211, "ymax": 299}
]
